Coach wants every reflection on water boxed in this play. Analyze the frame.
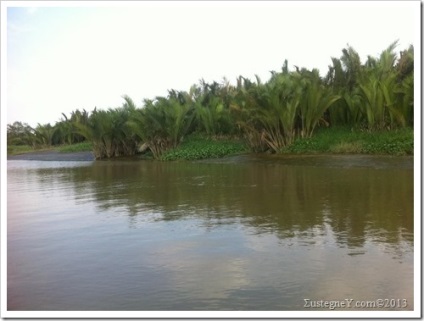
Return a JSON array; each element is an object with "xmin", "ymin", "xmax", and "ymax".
[{"xmin": 7, "ymin": 155, "xmax": 413, "ymax": 311}]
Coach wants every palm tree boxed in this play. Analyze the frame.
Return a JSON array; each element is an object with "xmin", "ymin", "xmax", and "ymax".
[
  {"xmin": 340, "ymin": 45, "xmax": 362, "ymax": 91},
  {"xmin": 74, "ymin": 99, "xmax": 139, "ymax": 159},
  {"xmin": 34, "ymin": 123, "xmax": 56, "ymax": 147},
  {"xmin": 235, "ymin": 69, "xmax": 305, "ymax": 152},
  {"xmin": 190, "ymin": 80, "xmax": 235, "ymax": 136},
  {"xmin": 127, "ymin": 96, "xmax": 194, "ymax": 159},
  {"xmin": 298, "ymin": 69, "xmax": 341, "ymax": 137},
  {"xmin": 358, "ymin": 41, "xmax": 410, "ymax": 129}
]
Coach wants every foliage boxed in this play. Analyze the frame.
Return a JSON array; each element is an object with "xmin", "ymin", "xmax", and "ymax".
[
  {"xmin": 7, "ymin": 42, "xmax": 414, "ymax": 159},
  {"xmin": 7, "ymin": 122, "xmax": 36, "ymax": 147},
  {"xmin": 74, "ymin": 98, "xmax": 138, "ymax": 159},
  {"xmin": 7, "ymin": 144, "xmax": 38, "ymax": 155},
  {"xmin": 56, "ymin": 141, "xmax": 93, "ymax": 153},
  {"xmin": 161, "ymin": 134, "xmax": 247, "ymax": 161},
  {"xmin": 234, "ymin": 67, "xmax": 340, "ymax": 153},
  {"xmin": 193, "ymin": 79, "xmax": 235, "ymax": 136},
  {"xmin": 326, "ymin": 41, "xmax": 414, "ymax": 129},
  {"xmin": 128, "ymin": 96, "xmax": 194, "ymax": 159},
  {"xmin": 285, "ymin": 126, "xmax": 413, "ymax": 155},
  {"xmin": 34, "ymin": 123, "xmax": 56, "ymax": 147},
  {"xmin": 52, "ymin": 109, "xmax": 88, "ymax": 145},
  {"xmin": 7, "ymin": 110, "xmax": 90, "ymax": 149},
  {"xmin": 297, "ymin": 68, "xmax": 341, "ymax": 138}
]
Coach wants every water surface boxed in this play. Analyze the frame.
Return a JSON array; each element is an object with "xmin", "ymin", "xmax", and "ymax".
[{"xmin": 7, "ymin": 154, "xmax": 414, "ymax": 311}]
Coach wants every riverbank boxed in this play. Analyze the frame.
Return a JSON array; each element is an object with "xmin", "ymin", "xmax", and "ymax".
[
  {"xmin": 7, "ymin": 150, "xmax": 95, "ymax": 161},
  {"xmin": 163, "ymin": 127, "xmax": 413, "ymax": 160},
  {"xmin": 7, "ymin": 127, "xmax": 413, "ymax": 161},
  {"xmin": 7, "ymin": 141, "xmax": 94, "ymax": 161},
  {"xmin": 283, "ymin": 126, "xmax": 413, "ymax": 156}
]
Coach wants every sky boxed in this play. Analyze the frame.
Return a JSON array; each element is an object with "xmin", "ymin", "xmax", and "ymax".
[{"xmin": 2, "ymin": 1, "xmax": 420, "ymax": 127}]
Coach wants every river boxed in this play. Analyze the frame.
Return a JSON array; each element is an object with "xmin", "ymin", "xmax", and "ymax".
[{"xmin": 7, "ymin": 154, "xmax": 414, "ymax": 312}]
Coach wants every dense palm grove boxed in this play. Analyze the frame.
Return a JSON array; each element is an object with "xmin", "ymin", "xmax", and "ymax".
[{"xmin": 7, "ymin": 42, "xmax": 414, "ymax": 159}]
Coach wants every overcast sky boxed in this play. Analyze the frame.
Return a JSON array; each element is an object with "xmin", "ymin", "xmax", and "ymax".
[{"xmin": 2, "ymin": 1, "xmax": 419, "ymax": 127}]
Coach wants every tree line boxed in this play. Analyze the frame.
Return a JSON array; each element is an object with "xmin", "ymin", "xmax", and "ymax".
[{"xmin": 7, "ymin": 41, "xmax": 414, "ymax": 159}]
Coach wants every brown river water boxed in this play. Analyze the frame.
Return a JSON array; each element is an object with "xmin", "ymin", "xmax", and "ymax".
[{"xmin": 7, "ymin": 154, "xmax": 414, "ymax": 311}]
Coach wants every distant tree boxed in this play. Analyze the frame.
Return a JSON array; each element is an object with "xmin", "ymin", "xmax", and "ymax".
[
  {"xmin": 34, "ymin": 123, "xmax": 56, "ymax": 146},
  {"xmin": 7, "ymin": 121, "xmax": 36, "ymax": 146}
]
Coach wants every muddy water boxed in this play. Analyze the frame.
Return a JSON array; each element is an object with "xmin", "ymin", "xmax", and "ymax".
[{"xmin": 7, "ymin": 155, "xmax": 414, "ymax": 311}]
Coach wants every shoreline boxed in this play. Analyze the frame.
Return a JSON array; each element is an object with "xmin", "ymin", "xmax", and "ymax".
[
  {"xmin": 7, "ymin": 127, "xmax": 413, "ymax": 162},
  {"xmin": 7, "ymin": 150, "xmax": 95, "ymax": 161},
  {"xmin": 6, "ymin": 149, "xmax": 413, "ymax": 166}
]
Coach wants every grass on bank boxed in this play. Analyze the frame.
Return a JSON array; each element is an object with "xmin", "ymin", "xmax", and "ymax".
[
  {"xmin": 160, "ymin": 134, "xmax": 248, "ymax": 161},
  {"xmin": 7, "ymin": 145, "xmax": 40, "ymax": 156},
  {"xmin": 55, "ymin": 141, "xmax": 93, "ymax": 153},
  {"xmin": 7, "ymin": 127, "xmax": 413, "ymax": 159},
  {"xmin": 283, "ymin": 126, "xmax": 413, "ymax": 156},
  {"xmin": 7, "ymin": 141, "xmax": 93, "ymax": 156}
]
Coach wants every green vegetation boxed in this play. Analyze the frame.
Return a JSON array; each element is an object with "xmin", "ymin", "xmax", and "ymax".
[
  {"xmin": 7, "ymin": 109, "xmax": 89, "ymax": 153},
  {"xmin": 56, "ymin": 141, "xmax": 93, "ymax": 153},
  {"xmin": 7, "ymin": 42, "xmax": 414, "ymax": 160},
  {"xmin": 7, "ymin": 144, "xmax": 43, "ymax": 156},
  {"xmin": 284, "ymin": 126, "xmax": 413, "ymax": 156},
  {"xmin": 161, "ymin": 135, "xmax": 247, "ymax": 161},
  {"xmin": 7, "ymin": 141, "xmax": 93, "ymax": 156},
  {"xmin": 73, "ymin": 98, "xmax": 138, "ymax": 159}
]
